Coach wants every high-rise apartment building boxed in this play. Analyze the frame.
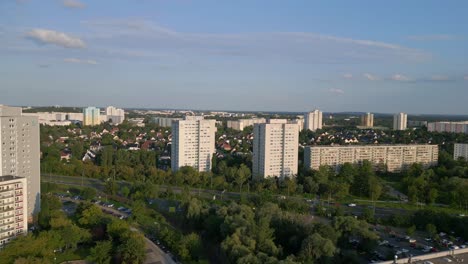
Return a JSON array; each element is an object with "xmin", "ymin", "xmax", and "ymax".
[
  {"xmin": 171, "ymin": 116, "xmax": 217, "ymax": 172},
  {"xmin": 428, "ymin": 121, "xmax": 468, "ymax": 134},
  {"xmin": 393, "ymin": 113, "xmax": 407, "ymax": 130},
  {"xmin": 0, "ymin": 105, "xmax": 40, "ymax": 221},
  {"xmin": 0, "ymin": 175, "xmax": 28, "ymax": 248},
  {"xmin": 361, "ymin": 113, "xmax": 374, "ymax": 127},
  {"xmin": 153, "ymin": 117, "xmax": 182, "ymax": 127},
  {"xmin": 454, "ymin": 143, "xmax": 468, "ymax": 160},
  {"xmin": 253, "ymin": 119, "xmax": 299, "ymax": 179},
  {"xmin": 227, "ymin": 118, "xmax": 266, "ymax": 131},
  {"xmin": 304, "ymin": 110, "xmax": 323, "ymax": 131},
  {"xmin": 105, "ymin": 106, "xmax": 125, "ymax": 125},
  {"xmin": 304, "ymin": 144, "xmax": 438, "ymax": 173},
  {"xmin": 83, "ymin": 107, "xmax": 101, "ymax": 126}
]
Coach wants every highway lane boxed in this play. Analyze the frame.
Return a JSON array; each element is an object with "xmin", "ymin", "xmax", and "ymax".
[{"xmin": 43, "ymin": 174, "xmax": 414, "ymax": 219}]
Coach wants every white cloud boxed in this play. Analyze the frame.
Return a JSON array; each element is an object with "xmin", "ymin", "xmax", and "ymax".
[
  {"xmin": 63, "ymin": 0, "xmax": 85, "ymax": 9},
  {"xmin": 81, "ymin": 19, "xmax": 429, "ymax": 63},
  {"xmin": 363, "ymin": 73, "xmax": 379, "ymax": 81},
  {"xmin": 64, "ymin": 58, "xmax": 97, "ymax": 65},
  {"xmin": 391, "ymin": 74, "xmax": 410, "ymax": 81},
  {"xmin": 343, "ymin": 73, "xmax": 353, "ymax": 79},
  {"xmin": 27, "ymin": 29, "xmax": 86, "ymax": 48},
  {"xmin": 328, "ymin": 88, "xmax": 345, "ymax": 95},
  {"xmin": 407, "ymin": 35, "xmax": 457, "ymax": 41}
]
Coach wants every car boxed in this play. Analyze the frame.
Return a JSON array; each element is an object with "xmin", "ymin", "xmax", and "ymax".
[
  {"xmin": 107, "ymin": 203, "xmax": 114, "ymax": 208},
  {"xmin": 378, "ymin": 240, "xmax": 389, "ymax": 246},
  {"xmin": 424, "ymin": 237, "xmax": 432, "ymax": 242},
  {"xmin": 443, "ymin": 257, "xmax": 452, "ymax": 262},
  {"xmin": 348, "ymin": 203, "xmax": 357, "ymax": 207},
  {"xmin": 423, "ymin": 261, "xmax": 434, "ymax": 264},
  {"xmin": 449, "ymin": 245, "xmax": 459, "ymax": 250},
  {"xmin": 401, "ymin": 248, "xmax": 409, "ymax": 253},
  {"xmin": 117, "ymin": 206, "xmax": 125, "ymax": 211},
  {"xmin": 460, "ymin": 245, "xmax": 466, "ymax": 249}
]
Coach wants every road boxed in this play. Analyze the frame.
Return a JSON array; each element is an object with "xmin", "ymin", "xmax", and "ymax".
[
  {"xmin": 44, "ymin": 174, "xmax": 414, "ymax": 219},
  {"xmin": 59, "ymin": 196, "xmax": 176, "ymax": 264}
]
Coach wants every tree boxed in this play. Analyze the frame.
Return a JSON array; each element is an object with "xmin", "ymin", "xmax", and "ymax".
[
  {"xmin": 300, "ymin": 233, "xmax": 336, "ymax": 261},
  {"xmin": 88, "ymin": 241, "xmax": 113, "ymax": 264},
  {"xmin": 121, "ymin": 186, "xmax": 130, "ymax": 198},
  {"xmin": 236, "ymin": 164, "xmax": 251, "ymax": 192},
  {"xmin": 426, "ymin": 223, "xmax": 437, "ymax": 238},
  {"xmin": 81, "ymin": 187, "xmax": 97, "ymax": 201},
  {"xmin": 118, "ymin": 232, "xmax": 146, "ymax": 264},
  {"xmin": 406, "ymin": 225, "xmax": 416, "ymax": 236}
]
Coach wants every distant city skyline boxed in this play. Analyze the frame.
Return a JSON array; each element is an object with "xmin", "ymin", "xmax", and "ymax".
[{"xmin": 1, "ymin": 1, "xmax": 468, "ymax": 114}]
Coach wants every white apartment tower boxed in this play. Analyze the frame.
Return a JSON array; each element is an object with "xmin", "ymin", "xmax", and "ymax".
[
  {"xmin": 83, "ymin": 107, "xmax": 101, "ymax": 126},
  {"xmin": 253, "ymin": 119, "xmax": 299, "ymax": 179},
  {"xmin": 393, "ymin": 113, "xmax": 407, "ymax": 130},
  {"xmin": 105, "ymin": 106, "xmax": 125, "ymax": 125},
  {"xmin": 361, "ymin": 113, "xmax": 374, "ymax": 127},
  {"xmin": 304, "ymin": 110, "xmax": 323, "ymax": 131},
  {"xmin": 0, "ymin": 176, "xmax": 28, "ymax": 248},
  {"xmin": 0, "ymin": 105, "xmax": 40, "ymax": 221},
  {"xmin": 171, "ymin": 116, "xmax": 217, "ymax": 172},
  {"xmin": 454, "ymin": 143, "xmax": 468, "ymax": 160}
]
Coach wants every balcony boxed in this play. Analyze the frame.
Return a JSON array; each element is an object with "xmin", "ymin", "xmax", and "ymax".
[
  {"xmin": 0, "ymin": 201, "xmax": 14, "ymax": 206},
  {"xmin": 15, "ymin": 192, "xmax": 22, "ymax": 196},
  {"xmin": 0, "ymin": 221, "xmax": 14, "ymax": 227},
  {"xmin": 0, "ymin": 207, "xmax": 13, "ymax": 213},
  {"xmin": 14, "ymin": 186, "xmax": 22, "ymax": 190},
  {"xmin": 0, "ymin": 195, "xmax": 14, "ymax": 199},
  {"xmin": 0, "ymin": 215, "xmax": 14, "ymax": 221},
  {"xmin": 0, "ymin": 189, "xmax": 13, "ymax": 194},
  {"xmin": 0, "ymin": 227, "xmax": 14, "ymax": 234}
]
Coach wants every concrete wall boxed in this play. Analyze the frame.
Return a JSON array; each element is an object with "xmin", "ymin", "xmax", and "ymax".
[{"xmin": 377, "ymin": 247, "xmax": 468, "ymax": 264}]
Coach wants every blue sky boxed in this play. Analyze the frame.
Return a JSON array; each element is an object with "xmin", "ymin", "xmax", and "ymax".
[{"xmin": 1, "ymin": 0, "xmax": 467, "ymax": 114}]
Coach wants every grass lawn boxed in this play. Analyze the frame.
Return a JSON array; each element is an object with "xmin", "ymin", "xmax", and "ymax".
[{"xmin": 55, "ymin": 247, "xmax": 89, "ymax": 262}]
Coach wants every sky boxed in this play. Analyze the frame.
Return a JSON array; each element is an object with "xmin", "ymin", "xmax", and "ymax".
[{"xmin": 1, "ymin": 0, "xmax": 467, "ymax": 114}]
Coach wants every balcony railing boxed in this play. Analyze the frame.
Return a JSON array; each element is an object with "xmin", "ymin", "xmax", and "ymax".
[
  {"xmin": 0, "ymin": 227, "xmax": 15, "ymax": 233},
  {"xmin": 15, "ymin": 192, "xmax": 22, "ymax": 196},
  {"xmin": 0, "ymin": 189, "xmax": 13, "ymax": 193},
  {"xmin": 0, "ymin": 215, "xmax": 14, "ymax": 221},
  {"xmin": 0, "ymin": 207, "xmax": 14, "ymax": 213},
  {"xmin": 0, "ymin": 195, "xmax": 14, "ymax": 199}
]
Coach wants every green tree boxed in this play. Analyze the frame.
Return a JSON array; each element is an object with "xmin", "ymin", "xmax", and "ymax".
[{"xmin": 88, "ymin": 241, "xmax": 113, "ymax": 264}]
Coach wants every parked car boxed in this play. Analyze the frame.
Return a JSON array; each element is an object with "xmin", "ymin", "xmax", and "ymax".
[{"xmin": 348, "ymin": 203, "xmax": 357, "ymax": 207}]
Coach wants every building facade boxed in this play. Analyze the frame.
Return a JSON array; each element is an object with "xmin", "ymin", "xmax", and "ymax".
[
  {"xmin": 393, "ymin": 113, "xmax": 407, "ymax": 130},
  {"xmin": 153, "ymin": 117, "xmax": 182, "ymax": 127},
  {"xmin": 23, "ymin": 112, "xmax": 83, "ymax": 126},
  {"xmin": 304, "ymin": 110, "xmax": 323, "ymax": 131},
  {"xmin": 227, "ymin": 118, "xmax": 266, "ymax": 131},
  {"xmin": 0, "ymin": 105, "xmax": 40, "ymax": 221},
  {"xmin": 83, "ymin": 107, "xmax": 101, "ymax": 126},
  {"xmin": 0, "ymin": 176, "xmax": 28, "ymax": 248},
  {"xmin": 304, "ymin": 144, "xmax": 438, "ymax": 173},
  {"xmin": 428, "ymin": 121, "xmax": 468, "ymax": 134},
  {"xmin": 361, "ymin": 113, "xmax": 374, "ymax": 127},
  {"xmin": 253, "ymin": 119, "xmax": 299, "ymax": 179},
  {"xmin": 454, "ymin": 143, "xmax": 468, "ymax": 160},
  {"xmin": 105, "ymin": 106, "xmax": 125, "ymax": 125},
  {"xmin": 171, "ymin": 116, "xmax": 217, "ymax": 172}
]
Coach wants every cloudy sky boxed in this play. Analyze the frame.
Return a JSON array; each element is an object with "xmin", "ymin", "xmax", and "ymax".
[{"xmin": 1, "ymin": 0, "xmax": 467, "ymax": 114}]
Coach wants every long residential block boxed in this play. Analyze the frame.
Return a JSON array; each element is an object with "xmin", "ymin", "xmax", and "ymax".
[{"xmin": 304, "ymin": 144, "xmax": 438, "ymax": 172}]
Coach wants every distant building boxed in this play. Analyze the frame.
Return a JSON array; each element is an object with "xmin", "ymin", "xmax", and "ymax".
[
  {"xmin": 304, "ymin": 144, "xmax": 438, "ymax": 173},
  {"xmin": 105, "ymin": 106, "xmax": 125, "ymax": 125},
  {"xmin": 83, "ymin": 107, "xmax": 101, "ymax": 126},
  {"xmin": 408, "ymin": 120, "xmax": 428, "ymax": 127},
  {"xmin": 428, "ymin": 121, "xmax": 468, "ymax": 134},
  {"xmin": 171, "ymin": 116, "xmax": 217, "ymax": 172},
  {"xmin": 253, "ymin": 119, "xmax": 299, "ymax": 179},
  {"xmin": 361, "ymin": 113, "xmax": 374, "ymax": 127},
  {"xmin": 227, "ymin": 118, "xmax": 266, "ymax": 131},
  {"xmin": 393, "ymin": 113, "xmax": 407, "ymax": 130},
  {"xmin": 128, "ymin": 118, "xmax": 145, "ymax": 127},
  {"xmin": 23, "ymin": 112, "xmax": 83, "ymax": 126},
  {"xmin": 288, "ymin": 118, "xmax": 304, "ymax": 131},
  {"xmin": 454, "ymin": 143, "xmax": 468, "ymax": 160},
  {"xmin": 0, "ymin": 105, "xmax": 40, "ymax": 221},
  {"xmin": 153, "ymin": 117, "xmax": 182, "ymax": 127},
  {"xmin": 304, "ymin": 110, "xmax": 323, "ymax": 131},
  {"xmin": 0, "ymin": 175, "xmax": 28, "ymax": 248}
]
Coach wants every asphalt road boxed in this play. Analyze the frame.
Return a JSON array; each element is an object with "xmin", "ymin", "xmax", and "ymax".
[{"xmin": 43, "ymin": 174, "xmax": 414, "ymax": 219}]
